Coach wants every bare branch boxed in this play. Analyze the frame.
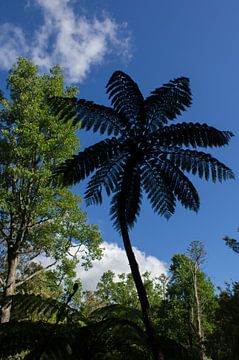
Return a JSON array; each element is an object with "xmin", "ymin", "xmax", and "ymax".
[
  {"xmin": 0, "ymin": 276, "xmax": 5, "ymax": 287},
  {"xmin": 27, "ymin": 217, "xmax": 51, "ymax": 229},
  {"xmin": 29, "ymin": 252, "xmax": 41, "ymax": 261},
  {"xmin": 0, "ymin": 228, "xmax": 8, "ymax": 241},
  {"xmin": 15, "ymin": 260, "xmax": 57, "ymax": 288}
]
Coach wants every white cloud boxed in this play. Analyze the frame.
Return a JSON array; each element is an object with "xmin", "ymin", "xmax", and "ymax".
[
  {"xmin": 75, "ymin": 242, "xmax": 168, "ymax": 291},
  {"xmin": 0, "ymin": 0, "xmax": 131, "ymax": 82},
  {"xmin": 36, "ymin": 241, "xmax": 168, "ymax": 291}
]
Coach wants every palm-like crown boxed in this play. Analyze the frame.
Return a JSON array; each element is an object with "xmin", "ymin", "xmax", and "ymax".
[{"xmin": 52, "ymin": 71, "xmax": 234, "ymax": 230}]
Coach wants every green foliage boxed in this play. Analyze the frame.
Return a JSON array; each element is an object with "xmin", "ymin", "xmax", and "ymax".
[
  {"xmin": 0, "ymin": 291, "xmax": 195, "ymax": 360},
  {"xmin": 0, "ymin": 294, "xmax": 151, "ymax": 360},
  {"xmin": 93, "ymin": 270, "xmax": 165, "ymax": 315},
  {"xmin": 157, "ymin": 251, "xmax": 216, "ymax": 358},
  {"xmin": 0, "ymin": 58, "xmax": 102, "ymax": 321},
  {"xmin": 0, "ymin": 293, "xmax": 84, "ymax": 324},
  {"xmin": 95, "ymin": 270, "xmax": 140, "ymax": 308},
  {"xmin": 207, "ymin": 282, "xmax": 239, "ymax": 360}
]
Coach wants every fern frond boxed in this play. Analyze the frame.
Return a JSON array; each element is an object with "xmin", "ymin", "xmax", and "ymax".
[
  {"xmin": 223, "ymin": 236, "xmax": 239, "ymax": 253},
  {"xmin": 142, "ymin": 162, "xmax": 176, "ymax": 219},
  {"xmin": 146, "ymin": 158, "xmax": 200, "ymax": 212},
  {"xmin": 144, "ymin": 77, "xmax": 192, "ymax": 130},
  {"xmin": 0, "ymin": 321, "xmax": 82, "ymax": 360},
  {"xmin": 75, "ymin": 99, "xmax": 127, "ymax": 136},
  {"xmin": 0, "ymin": 318, "xmax": 149, "ymax": 359},
  {"xmin": 0, "ymin": 294, "xmax": 85, "ymax": 324},
  {"xmin": 85, "ymin": 154, "xmax": 127, "ymax": 206},
  {"xmin": 166, "ymin": 148, "xmax": 235, "ymax": 182},
  {"xmin": 106, "ymin": 71, "xmax": 144, "ymax": 126},
  {"xmin": 49, "ymin": 97, "xmax": 127, "ymax": 136},
  {"xmin": 155, "ymin": 122, "xmax": 234, "ymax": 148},
  {"xmin": 53, "ymin": 138, "xmax": 122, "ymax": 186},
  {"xmin": 110, "ymin": 162, "xmax": 142, "ymax": 230},
  {"xmin": 48, "ymin": 96, "xmax": 78, "ymax": 123},
  {"xmin": 90, "ymin": 304, "xmax": 144, "ymax": 325}
]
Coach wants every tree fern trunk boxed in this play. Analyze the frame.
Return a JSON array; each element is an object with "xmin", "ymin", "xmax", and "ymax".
[{"xmin": 119, "ymin": 219, "xmax": 164, "ymax": 360}]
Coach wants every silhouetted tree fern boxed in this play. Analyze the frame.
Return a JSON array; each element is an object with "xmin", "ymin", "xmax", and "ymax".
[{"xmin": 50, "ymin": 71, "xmax": 234, "ymax": 360}]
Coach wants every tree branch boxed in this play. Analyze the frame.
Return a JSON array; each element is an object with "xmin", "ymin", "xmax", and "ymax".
[
  {"xmin": 15, "ymin": 260, "xmax": 57, "ymax": 288},
  {"xmin": 0, "ymin": 228, "xmax": 7, "ymax": 240},
  {"xmin": 27, "ymin": 217, "xmax": 51, "ymax": 229},
  {"xmin": 0, "ymin": 275, "xmax": 5, "ymax": 287}
]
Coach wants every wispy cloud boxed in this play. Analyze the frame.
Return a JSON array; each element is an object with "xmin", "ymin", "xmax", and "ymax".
[
  {"xmin": 0, "ymin": 0, "xmax": 131, "ymax": 82},
  {"xmin": 0, "ymin": 24, "xmax": 29, "ymax": 69}
]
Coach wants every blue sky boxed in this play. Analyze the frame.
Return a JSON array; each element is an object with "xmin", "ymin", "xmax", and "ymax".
[{"xmin": 0, "ymin": 0, "xmax": 239, "ymax": 288}]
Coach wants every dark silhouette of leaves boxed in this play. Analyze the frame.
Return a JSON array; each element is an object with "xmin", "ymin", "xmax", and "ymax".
[
  {"xmin": 52, "ymin": 70, "xmax": 234, "ymax": 231},
  {"xmin": 223, "ymin": 236, "xmax": 239, "ymax": 254},
  {"xmin": 154, "ymin": 122, "xmax": 233, "ymax": 148},
  {"xmin": 110, "ymin": 162, "xmax": 142, "ymax": 230},
  {"xmin": 0, "ymin": 297, "xmax": 151, "ymax": 360},
  {"xmin": 144, "ymin": 77, "xmax": 192, "ymax": 130},
  {"xmin": 166, "ymin": 148, "xmax": 234, "ymax": 182},
  {"xmin": 85, "ymin": 153, "xmax": 127, "ymax": 206},
  {"xmin": 54, "ymin": 138, "xmax": 122, "ymax": 186},
  {"xmin": 106, "ymin": 70, "xmax": 144, "ymax": 127}
]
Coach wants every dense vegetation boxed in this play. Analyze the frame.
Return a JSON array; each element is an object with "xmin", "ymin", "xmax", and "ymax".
[
  {"xmin": 0, "ymin": 59, "xmax": 237, "ymax": 359},
  {"xmin": 0, "ymin": 242, "xmax": 238, "ymax": 359}
]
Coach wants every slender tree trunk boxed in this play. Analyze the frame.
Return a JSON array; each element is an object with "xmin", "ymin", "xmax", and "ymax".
[
  {"xmin": 1, "ymin": 247, "xmax": 18, "ymax": 323},
  {"xmin": 120, "ymin": 219, "xmax": 164, "ymax": 360},
  {"xmin": 192, "ymin": 266, "xmax": 205, "ymax": 360}
]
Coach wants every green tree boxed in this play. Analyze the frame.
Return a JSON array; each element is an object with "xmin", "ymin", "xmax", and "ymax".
[
  {"xmin": 52, "ymin": 71, "xmax": 234, "ymax": 359},
  {"xmin": 16, "ymin": 261, "xmax": 84, "ymax": 310},
  {"xmin": 207, "ymin": 282, "xmax": 239, "ymax": 360},
  {"xmin": 0, "ymin": 58, "xmax": 102, "ymax": 323},
  {"xmin": 94, "ymin": 270, "xmax": 166, "ymax": 315},
  {"xmin": 95, "ymin": 270, "xmax": 139, "ymax": 308},
  {"xmin": 159, "ymin": 247, "xmax": 216, "ymax": 359}
]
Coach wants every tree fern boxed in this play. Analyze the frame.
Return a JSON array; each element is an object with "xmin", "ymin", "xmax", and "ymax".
[{"xmin": 50, "ymin": 70, "xmax": 234, "ymax": 360}]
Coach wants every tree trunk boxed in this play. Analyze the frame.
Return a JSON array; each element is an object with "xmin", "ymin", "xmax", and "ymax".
[
  {"xmin": 120, "ymin": 219, "xmax": 164, "ymax": 360},
  {"xmin": 192, "ymin": 265, "xmax": 205, "ymax": 360},
  {"xmin": 1, "ymin": 247, "xmax": 18, "ymax": 323}
]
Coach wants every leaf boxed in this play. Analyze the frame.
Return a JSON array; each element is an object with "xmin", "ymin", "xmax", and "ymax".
[
  {"xmin": 110, "ymin": 161, "xmax": 142, "ymax": 230},
  {"xmin": 141, "ymin": 161, "xmax": 176, "ymax": 219},
  {"xmin": 155, "ymin": 122, "xmax": 234, "ymax": 148},
  {"xmin": 144, "ymin": 77, "xmax": 192, "ymax": 130},
  {"xmin": 53, "ymin": 138, "xmax": 122, "ymax": 186},
  {"xmin": 145, "ymin": 158, "xmax": 199, "ymax": 213},
  {"xmin": 106, "ymin": 71, "xmax": 145, "ymax": 127},
  {"xmin": 85, "ymin": 154, "xmax": 127, "ymax": 205},
  {"xmin": 166, "ymin": 148, "xmax": 235, "ymax": 183}
]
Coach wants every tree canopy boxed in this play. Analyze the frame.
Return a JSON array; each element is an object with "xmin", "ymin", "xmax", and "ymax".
[{"xmin": 0, "ymin": 58, "xmax": 102, "ymax": 323}]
